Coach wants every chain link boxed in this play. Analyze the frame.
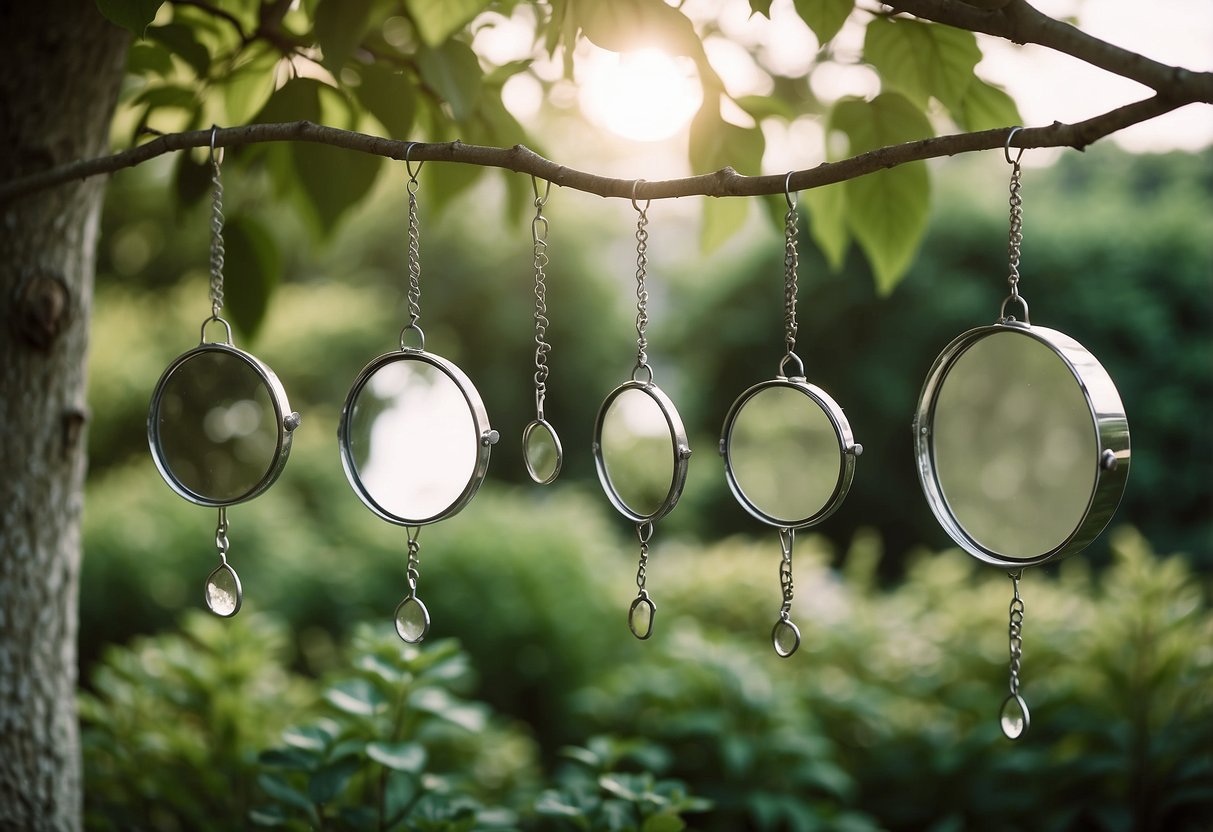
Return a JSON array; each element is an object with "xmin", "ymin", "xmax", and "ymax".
[
  {"xmin": 405, "ymin": 527, "xmax": 421, "ymax": 595},
  {"xmin": 208, "ymin": 134, "xmax": 226, "ymax": 319},
  {"xmin": 214, "ymin": 506, "xmax": 229, "ymax": 564},
  {"xmin": 532, "ymin": 182, "xmax": 552, "ymax": 418},
  {"xmin": 778, "ymin": 527, "xmax": 794, "ymax": 617},
  {"xmin": 633, "ymin": 197, "xmax": 650, "ymax": 373},
  {"xmin": 1007, "ymin": 571, "xmax": 1024, "ymax": 696},
  {"xmin": 783, "ymin": 192, "xmax": 800, "ymax": 359},
  {"xmin": 634, "ymin": 521, "xmax": 653, "ymax": 591},
  {"xmin": 1007, "ymin": 159, "xmax": 1024, "ymax": 302},
  {"xmin": 405, "ymin": 170, "xmax": 423, "ymax": 328}
]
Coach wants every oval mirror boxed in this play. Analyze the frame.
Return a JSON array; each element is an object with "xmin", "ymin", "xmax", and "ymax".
[
  {"xmin": 915, "ymin": 323, "xmax": 1130, "ymax": 567},
  {"xmin": 593, "ymin": 381, "xmax": 690, "ymax": 523},
  {"xmin": 522, "ymin": 419, "xmax": 562, "ymax": 485},
  {"xmin": 722, "ymin": 379, "xmax": 860, "ymax": 528},
  {"xmin": 339, "ymin": 351, "xmax": 497, "ymax": 526},
  {"xmin": 148, "ymin": 344, "xmax": 298, "ymax": 506}
]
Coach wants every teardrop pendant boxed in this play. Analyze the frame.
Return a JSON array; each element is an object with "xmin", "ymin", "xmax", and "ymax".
[
  {"xmin": 204, "ymin": 562, "xmax": 242, "ymax": 617},
  {"xmin": 1000, "ymin": 693, "xmax": 1030, "ymax": 739},
  {"xmin": 394, "ymin": 594, "xmax": 430, "ymax": 644},
  {"xmin": 628, "ymin": 593, "xmax": 655, "ymax": 640},
  {"xmin": 771, "ymin": 617, "xmax": 801, "ymax": 658}
]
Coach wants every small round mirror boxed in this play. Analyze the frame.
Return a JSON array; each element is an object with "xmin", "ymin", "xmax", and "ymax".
[
  {"xmin": 722, "ymin": 379, "xmax": 860, "ymax": 528},
  {"xmin": 339, "ymin": 351, "xmax": 497, "ymax": 526},
  {"xmin": 148, "ymin": 344, "xmax": 299, "ymax": 506},
  {"xmin": 593, "ymin": 381, "xmax": 690, "ymax": 523},
  {"xmin": 915, "ymin": 323, "xmax": 1129, "ymax": 567},
  {"xmin": 523, "ymin": 419, "xmax": 563, "ymax": 485}
]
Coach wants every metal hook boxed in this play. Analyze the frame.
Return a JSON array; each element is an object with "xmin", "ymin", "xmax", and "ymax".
[
  {"xmin": 631, "ymin": 179, "xmax": 650, "ymax": 213},
  {"xmin": 405, "ymin": 142, "xmax": 424, "ymax": 180},
  {"xmin": 784, "ymin": 171, "xmax": 798, "ymax": 211},
  {"xmin": 209, "ymin": 124, "xmax": 223, "ymax": 166},
  {"xmin": 532, "ymin": 175, "xmax": 551, "ymax": 207},
  {"xmin": 1004, "ymin": 126, "xmax": 1025, "ymax": 165}
]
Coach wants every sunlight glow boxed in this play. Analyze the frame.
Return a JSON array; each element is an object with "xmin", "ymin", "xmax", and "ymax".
[{"xmin": 578, "ymin": 47, "xmax": 703, "ymax": 142}]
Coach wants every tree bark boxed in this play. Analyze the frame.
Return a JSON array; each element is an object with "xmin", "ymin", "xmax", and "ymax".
[{"xmin": 0, "ymin": 4, "xmax": 127, "ymax": 830}]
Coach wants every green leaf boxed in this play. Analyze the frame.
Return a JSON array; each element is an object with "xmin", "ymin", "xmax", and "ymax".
[
  {"xmin": 292, "ymin": 142, "xmax": 382, "ymax": 234},
  {"xmin": 578, "ymin": 0, "xmax": 702, "ymax": 57},
  {"xmin": 132, "ymin": 85, "xmax": 197, "ymax": 111},
  {"xmin": 324, "ymin": 677, "xmax": 386, "ymax": 715},
  {"xmin": 355, "ymin": 64, "xmax": 417, "ymax": 140},
  {"xmin": 257, "ymin": 773, "xmax": 316, "ymax": 815},
  {"xmin": 223, "ymin": 45, "xmax": 279, "ymax": 126},
  {"xmin": 689, "ymin": 103, "xmax": 765, "ymax": 175},
  {"xmin": 734, "ymin": 94, "xmax": 798, "ymax": 121},
  {"xmin": 803, "ymin": 183, "xmax": 849, "ymax": 271},
  {"xmin": 416, "ymin": 39, "xmax": 483, "ymax": 122},
  {"xmin": 700, "ymin": 198, "xmax": 749, "ymax": 254},
  {"xmin": 863, "ymin": 17, "xmax": 980, "ymax": 111},
  {"xmin": 792, "ymin": 0, "xmax": 852, "ymax": 45},
  {"xmin": 831, "ymin": 94, "xmax": 932, "ymax": 292},
  {"xmin": 282, "ymin": 724, "xmax": 333, "ymax": 753},
  {"xmin": 748, "ymin": 0, "xmax": 773, "ymax": 17},
  {"xmin": 259, "ymin": 747, "xmax": 319, "ymax": 771},
  {"xmin": 223, "ymin": 215, "xmax": 282, "ymax": 341},
  {"xmin": 126, "ymin": 42, "xmax": 174, "ymax": 76},
  {"xmin": 955, "ymin": 77, "xmax": 1022, "ymax": 131},
  {"xmin": 147, "ymin": 22, "xmax": 210, "ymax": 76},
  {"xmin": 409, "ymin": 687, "xmax": 487, "ymax": 732},
  {"xmin": 96, "ymin": 0, "xmax": 164, "ymax": 37},
  {"xmin": 248, "ymin": 804, "xmax": 289, "ymax": 827},
  {"xmin": 314, "ymin": 0, "xmax": 374, "ymax": 74},
  {"xmin": 405, "ymin": 0, "xmax": 491, "ymax": 48},
  {"xmin": 366, "ymin": 741, "xmax": 427, "ymax": 773},
  {"xmin": 642, "ymin": 815, "xmax": 686, "ymax": 832},
  {"xmin": 308, "ymin": 757, "xmax": 359, "ymax": 805}
]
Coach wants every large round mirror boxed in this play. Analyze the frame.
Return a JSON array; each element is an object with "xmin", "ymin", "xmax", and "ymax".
[
  {"xmin": 722, "ymin": 379, "xmax": 860, "ymax": 528},
  {"xmin": 339, "ymin": 351, "xmax": 497, "ymax": 526},
  {"xmin": 148, "ymin": 344, "xmax": 299, "ymax": 506},
  {"xmin": 915, "ymin": 323, "xmax": 1130, "ymax": 567},
  {"xmin": 593, "ymin": 381, "xmax": 690, "ymax": 523}
]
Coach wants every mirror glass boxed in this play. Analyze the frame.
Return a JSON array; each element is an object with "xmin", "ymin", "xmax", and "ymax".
[
  {"xmin": 155, "ymin": 350, "xmax": 279, "ymax": 503},
  {"xmin": 728, "ymin": 385, "xmax": 842, "ymax": 525},
  {"xmin": 523, "ymin": 421, "xmax": 561, "ymax": 484},
  {"xmin": 600, "ymin": 388, "xmax": 675, "ymax": 517},
  {"xmin": 346, "ymin": 357, "xmax": 477, "ymax": 522},
  {"xmin": 933, "ymin": 331, "xmax": 1097, "ymax": 558}
]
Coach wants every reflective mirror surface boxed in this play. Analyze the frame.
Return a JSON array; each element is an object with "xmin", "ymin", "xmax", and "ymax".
[
  {"xmin": 152, "ymin": 348, "xmax": 281, "ymax": 504},
  {"xmin": 727, "ymin": 385, "xmax": 843, "ymax": 525},
  {"xmin": 932, "ymin": 330, "xmax": 1097, "ymax": 558},
  {"xmin": 343, "ymin": 355, "xmax": 480, "ymax": 523},
  {"xmin": 523, "ymin": 419, "xmax": 562, "ymax": 484},
  {"xmin": 599, "ymin": 387, "xmax": 676, "ymax": 518}
]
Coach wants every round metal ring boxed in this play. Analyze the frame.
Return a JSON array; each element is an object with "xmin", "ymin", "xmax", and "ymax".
[
  {"xmin": 522, "ymin": 417, "xmax": 563, "ymax": 485},
  {"xmin": 913, "ymin": 320, "xmax": 1130, "ymax": 568}
]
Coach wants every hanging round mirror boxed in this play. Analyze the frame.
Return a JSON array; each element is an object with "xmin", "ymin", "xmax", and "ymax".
[
  {"xmin": 339, "ymin": 349, "xmax": 497, "ymax": 526},
  {"xmin": 914, "ymin": 322, "xmax": 1128, "ymax": 568},
  {"xmin": 912, "ymin": 129, "xmax": 1131, "ymax": 740}
]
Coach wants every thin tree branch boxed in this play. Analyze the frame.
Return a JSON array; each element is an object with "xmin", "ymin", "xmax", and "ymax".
[
  {"xmin": 0, "ymin": 93, "xmax": 1191, "ymax": 206},
  {"xmin": 888, "ymin": 0, "xmax": 1213, "ymax": 100}
]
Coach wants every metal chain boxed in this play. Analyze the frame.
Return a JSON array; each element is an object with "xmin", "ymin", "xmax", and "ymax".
[
  {"xmin": 778, "ymin": 527, "xmax": 794, "ymax": 618},
  {"xmin": 1007, "ymin": 571, "xmax": 1025, "ymax": 696},
  {"xmin": 214, "ymin": 507, "xmax": 229, "ymax": 564},
  {"xmin": 406, "ymin": 169, "xmax": 423, "ymax": 328},
  {"xmin": 635, "ymin": 521, "xmax": 653, "ymax": 592},
  {"xmin": 633, "ymin": 195, "xmax": 650, "ymax": 373},
  {"xmin": 783, "ymin": 185, "xmax": 800, "ymax": 358},
  {"xmin": 406, "ymin": 527, "xmax": 421, "ymax": 596},
  {"xmin": 208, "ymin": 129, "xmax": 226, "ymax": 319},
  {"xmin": 1007, "ymin": 158, "xmax": 1024, "ymax": 303},
  {"xmin": 532, "ymin": 179, "xmax": 552, "ymax": 419}
]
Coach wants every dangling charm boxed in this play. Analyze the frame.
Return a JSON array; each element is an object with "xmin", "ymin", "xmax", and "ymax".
[
  {"xmin": 204, "ymin": 507, "xmax": 242, "ymax": 617},
  {"xmin": 999, "ymin": 571, "xmax": 1029, "ymax": 739},
  {"xmin": 720, "ymin": 173, "xmax": 859, "ymax": 656},
  {"xmin": 522, "ymin": 176, "xmax": 564, "ymax": 485},
  {"xmin": 770, "ymin": 528, "xmax": 801, "ymax": 657},
  {"xmin": 393, "ymin": 527, "xmax": 431, "ymax": 643},
  {"xmin": 913, "ymin": 128, "xmax": 1130, "ymax": 738},
  {"xmin": 593, "ymin": 181, "xmax": 692, "ymax": 641},
  {"xmin": 148, "ymin": 126, "xmax": 301, "ymax": 617}
]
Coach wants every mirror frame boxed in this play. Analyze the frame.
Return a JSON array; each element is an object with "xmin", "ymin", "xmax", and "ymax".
[
  {"xmin": 147, "ymin": 343, "xmax": 298, "ymax": 508},
  {"xmin": 338, "ymin": 349, "xmax": 497, "ymax": 527},
  {"xmin": 592, "ymin": 380, "xmax": 691, "ymax": 524},
  {"xmin": 721, "ymin": 377, "xmax": 860, "ymax": 529},
  {"xmin": 913, "ymin": 321, "xmax": 1130, "ymax": 568}
]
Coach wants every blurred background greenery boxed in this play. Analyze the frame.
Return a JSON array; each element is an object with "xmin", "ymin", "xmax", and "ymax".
[{"xmin": 81, "ymin": 143, "xmax": 1212, "ymax": 829}]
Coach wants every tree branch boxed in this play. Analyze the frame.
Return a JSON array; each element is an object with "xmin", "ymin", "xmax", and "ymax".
[
  {"xmin": 0, "ymin": 92, "xmax": 1191, "ymax": 206},
  {"xmin": 888, "ymin": 0, "xmax": 1213, "ymax": 101}
]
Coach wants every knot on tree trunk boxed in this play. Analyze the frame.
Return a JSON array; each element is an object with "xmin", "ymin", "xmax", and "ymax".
[{"xmin": 13, "ymin": 269, "xmax": 71, "ymax": 350}]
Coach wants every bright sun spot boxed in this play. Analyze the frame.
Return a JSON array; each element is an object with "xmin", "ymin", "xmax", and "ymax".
[{"xmin": 578, "ymin": 47, "xmax": 703, "ymax": 142}]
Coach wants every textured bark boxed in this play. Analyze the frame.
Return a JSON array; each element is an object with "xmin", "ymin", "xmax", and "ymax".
[{"xmin": 0, "ymin": 4, "xmax": 127, "ymax": 831}]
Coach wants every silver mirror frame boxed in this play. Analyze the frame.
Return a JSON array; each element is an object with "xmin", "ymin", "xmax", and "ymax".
[
  {"xmin": 338, "ymin": 349, "xmax": 498, "ymax": 527},
  {"xmin": 913, "ymin": 321, "xmax": 1130, "ymax": 568},
  {"xmin": 147, "ymin": 342, "xmax": 299, "ymax": 508},
  {"xmin": 720, "ymin": 376, "xmax": 861, "ymax": 529},
  {"xmin": 592, "ymin": 379, "xmax": 692, "ymax": 524}
]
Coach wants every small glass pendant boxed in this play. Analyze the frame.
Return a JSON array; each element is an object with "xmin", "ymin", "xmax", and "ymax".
[
  {"xmin": 772, "ymin": 617, "xmax": 801, "ymax": 658},
  {"xmin": 205, "ymin": 562, "xmax": 242, "ymax": 617},
  {"xmin": 1000, "ymin": 693, "xmax": 1030, "ymax": 740},
  {"xmin": 394, "ymin": 595, "xmax": 430, "ymax": 644},
  {"xmin": 628, "ymin": 593, "xmax": 655, "ymax": 640}
]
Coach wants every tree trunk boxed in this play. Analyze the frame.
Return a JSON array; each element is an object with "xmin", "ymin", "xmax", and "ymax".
[{"xmin": 0, "ymin": 4, "xmax": 127, "ymax": 830}]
